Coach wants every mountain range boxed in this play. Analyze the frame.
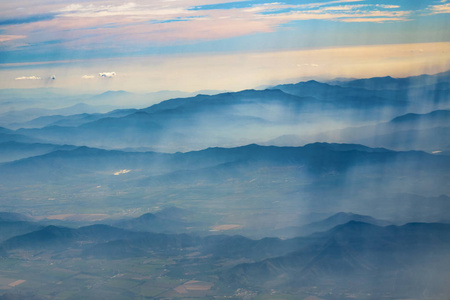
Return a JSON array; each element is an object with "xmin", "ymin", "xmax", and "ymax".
[
  {"xmin": 0, "ymin": 71, "xmax": 445, "ymax": 152},
  {"xmin": 1, "ymin": 211, "xmax": 448, "ymax": 299},
  {"xmin": 228, "ymin": 221, "xmax": 450, "ymax": 298},
  {"xmin": 0, "ymin": 71, "xmax": 449, "ymax": 299}
]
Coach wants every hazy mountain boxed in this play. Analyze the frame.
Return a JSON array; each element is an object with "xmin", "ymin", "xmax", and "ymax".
[
  {"xmin": 0, "ymin": 212, "xmax": 33, "ymax": 222},
  {"xmin": 346, "ymin": 109, "xmax": 450, "ymax": 152},
  {"xmin": 9, "ymin": 74, "xmax": 447, "ymax": 151},
  {"xmin": 11, "ymin": 86, "xmax": 402, "ymax": 150},
  {"xmin": 334, "ymin": 70, "xmax": 450, "ymax": 90},
  {"xmin": 1, "ymin": 224, "xmax": 138, "ymax": 251},
  {"xmin": 1, "ymin": 213, "xmax": 449, "ymax": 298},
  {"xmin": 357, "ymin": 126, "xmax": 450, "ymax": 152},
  {"xmin": 0, "ymin": 103, "xmax": 116, "ymax": 126},
  {"xmin": 272, "ymin": 80, "xmax": 408, "ymax": 108},
  {"xmin": 0, "ymin": 221, "xmax": 43, "ymax": 242},
  {"xmin": 113, "ymin": 206, "xmax": 200, "ymax": 233},
  {"xmin": 275, "ymin": 75, "xmax": 450, "ymax": 115},
  {"xmin": 10, "ymin": 108, "xmax": 139, "ymax": 130},
  {"xmin": 1, "ymin": 142, "xmax": 448, "ymax": 187},
  {"xmin": 275, "ymin": 109, "xmax": 450, "ymax": 152},
  {"xmin": 0, "ymin": 130, "xmax": 43, "ymax": 144},
  {"xmin": 228, "ymin": 221, "xmax": 450, "ymax": 297},
  {"xmin": 114, "ymin": 212, "xmax": 190, "ymax": 233},
  {"xmin": 142, "ymin": 89, "xmax": 307, "ymax": 113},
  {"xmin": 1, "ymin": 142, "xmax": 448, "ymax": 229},
  {"xmin": 390, "ymin": 109, "xmax": 450, "ymax": 125},
  {"xmin": 0, "ymin": 141, "xmax": 77, "ymax": 163},
  {"xmin": 273, "ymin": 212, "xmax": 392, "ymax": 238}
]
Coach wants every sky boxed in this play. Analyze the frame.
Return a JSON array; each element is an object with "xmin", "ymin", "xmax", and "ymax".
[{"xmin": 0, "ymin": 0, "xmax": 449, "ymax": 93}]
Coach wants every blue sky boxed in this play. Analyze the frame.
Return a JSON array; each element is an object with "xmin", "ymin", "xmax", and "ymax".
[{"xmin": 0, "ymin": 0, "xmax": 449, "ymax": 92}]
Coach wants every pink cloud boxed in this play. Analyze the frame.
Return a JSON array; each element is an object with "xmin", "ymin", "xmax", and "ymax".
[{"xmin": 0, "ymin": 0, "xmax": 414, "ymax": 52}]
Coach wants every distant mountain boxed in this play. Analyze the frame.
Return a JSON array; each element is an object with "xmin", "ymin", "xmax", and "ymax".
[
  {"xmin": 1, "ymin": 224, "xmax": 138, "ymax": 251},
  {"xmin": 351, "ymin": 109, "xmax": 450, "ymax": 152},
  {"xmin": 10, "ymin": 86, "xmax": 401, "ymax": 150},
  {"xmin": 273, "ymin": 212, "xmax": 391, "ymax": 238},
  {"xmin": 11, "ymin": 74, "xmax": 448, "ymax": 151},
  {"xmin": 92, "ymin": 90, "xmax": 133, "ymax": 99},
  {"xmin": 334, "ymin": 70, "xmax": 450, "ymax": 90},
  {"xmin": 228, "ymin": 221, "xmax": 450, "ymax": 297},
  {"xmin": 15, "ymin": 111, "xmax": 167, "ymax": 148},
  {"xmin": 357, "ymin": 126, "xmax": 450, "ymax": 152},
  {"xmin": 0, "ymin": 221, "xmax": 204, "ymax": 259},
  {"xmin": 143, "ymin": 89, "xmax": 308, "ymax": 114},
  {"xmin": 114, "ymin": 212, "xmax": 189, "ymax": 233},
  {"xmin": 0, "ymin": 221, "xmax": 43, "ymax": 242},
  {"xmin": 274, "ymin": 73, "xmax": 450, "ymax": 114},
  {"xmin": 113, "ymin": 207, "xmax": 207, "ymax": 234},
  {"xmin": 0, "ymin": 212, "xmax": 33, "ymax": 222},
  {"xmin": 10, "ymin": 108, "xmax": 139, "ymax": 130},
  {"xmin": 201, "ymin": 234, "xmax": 318, "ymax": 261},
  {"xmin": 294, "ymin": 109, "xmax": 450, "ymax": 152},
  {"xmin": 271, "ymin": 80, "xmax": 407, "ymax": 108},
  {"xmin": 0, "ymin": 131, "xmax": 43, "ymax": 144},
  {"xmin": 390, "ymin": 109, "xmax": 450, "ymax": 127},
  {"xmin": 1, "ymin": 217, "xmax": 314, "ymax": 260},
  {"xmin": 0, "ymin": 103, "xmax": 116, "ymax": 125},
  {"xmin": 1, "ymin": 143, "xmax": 448, "ymax": 185},
  {"xmin": 0, "ymin": 141, "xmax": 77, "ymax": 163},
  {"xmin": 0, "ymin": 127, "xmax": 13, "ymax": 135}
]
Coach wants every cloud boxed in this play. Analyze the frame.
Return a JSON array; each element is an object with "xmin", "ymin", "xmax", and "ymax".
[
  {"xmin": 0, "ymin": 0, "xmax": 431, "ymax": 61},
  {"xmin": 114, "ymin": 169, "xmax": 131, "ymax": 175},
  {"xmin": 427, "ymin": 3, "xmax": 450, "ymax": 14},
  {"xmin": 82, "ymin": 75, "xmax": 95, "ymax": 79},
  {"xmin": 15, "ymin": 75, "xmax": 41, "ymax": 80},
  {"xmin": 299, "ymin": 63, "xmax": 319, "ymax": 67},
  {"xmin": 0, "ymin": 35, "xmax": 26, "ymax": 42},
  {"xmin": 99, "ymin": 72, "xmax": 116, "ymax": 78}
]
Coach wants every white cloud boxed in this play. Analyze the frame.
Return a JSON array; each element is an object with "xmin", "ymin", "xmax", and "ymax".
[
  {"xmin": 99, "ymin": 72, "xmax": 116, "ymax": 78},
  {"xmin": 15, "ymin": 76, "xmax": 41, "ymax": 80},
  {"xmin": 82, "ymin": 75, "xmax": 95, "ymax": 79},
  {"xmin": 58, "ymin": 2, "xmax": 185, "ymax": 18},
  {"xmin": 376, "ymin": 5, "xmax": 400, "ymax": 9},
  {"xmin": 427, "ymin": 3, "xmax": 450, "ymax": 14},
  {"xmin": 114, "ymin": 169, "xmax": 131, "ymax": 175}
]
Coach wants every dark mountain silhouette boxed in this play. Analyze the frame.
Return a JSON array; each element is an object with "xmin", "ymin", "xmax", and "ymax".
[
  {"xmin": 1, "ymin": 224, "xmax": 139, "ymax": 251},
  {"xmin": 0, "ymin": 221, "xmax": 43, "ymax": 242},
  {"xmin": 390, "ymin": 109, "xmax": 450, "ymax": 128}
]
